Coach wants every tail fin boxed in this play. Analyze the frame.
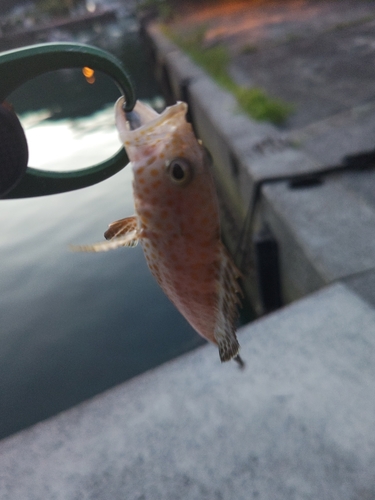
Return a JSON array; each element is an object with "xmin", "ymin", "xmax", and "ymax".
[{"xmin": 215, "ymin": 244, "xmax": 243, "ymax": 362}]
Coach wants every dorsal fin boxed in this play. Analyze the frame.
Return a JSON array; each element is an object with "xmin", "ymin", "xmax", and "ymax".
[{"xmin": 214, "ymin": 244, "xmax": 243, "ymax": 362}]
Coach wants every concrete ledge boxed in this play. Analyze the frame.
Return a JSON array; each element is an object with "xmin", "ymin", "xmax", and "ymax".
[
  {"xmin": 344, "ymin": 268, "xmax": 375, "ymax": 309},
  {"xmin": 1, "ymin": 283, "xmax": 375, "ymax": 499},
  {"xmin": 145, "ymin": 23, "xmax": 177, "ymax": 61},
  {"xmin": 164, "ymin": 50, "xmax": 207, "ymax": 101},
  {"xmin": 144, "ymin": 22, "xmax": 375, "ymax": 314},
  {"xmin": 262, "ymin": 175, "xmax": 375, "ymax": 302},
  {"xmin": 289, "ymin": 102, "xmax": 375, "ymax": 167}
]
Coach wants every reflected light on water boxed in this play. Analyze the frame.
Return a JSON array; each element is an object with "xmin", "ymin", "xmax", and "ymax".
[{"xmin": 22, "ymin": 105, "xmax": 122, "ymax": 171}]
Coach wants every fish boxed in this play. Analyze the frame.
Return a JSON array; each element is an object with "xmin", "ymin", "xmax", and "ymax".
[{"xmin": 74, "ymin": 97, "xmax": 244, "ymax": 365}]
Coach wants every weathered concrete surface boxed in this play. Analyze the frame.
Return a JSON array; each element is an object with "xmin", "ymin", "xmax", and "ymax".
[
  {"xmin": 233, "ymin": 13, "xmax": 375, "ymax": 129},
  {"xmin": 171, "ymin": 0, "xmax": 375, "ymax": 52},
  {"xmin": 288, "ymin": 101, "xmax": 375, "ymax": 167},
  {"xmin": 345, "ymin": 268, "xmax": 375, "ymax": 308},
  {"xmin": 160, "ymin": 0, "xmax": 375, "ymax": 144},
  {"xmin": 1, "ymin": 283, "xmax": 375, "ymax": 500},
  {"xmin": 170, "ymin": 0, "xmax": 375, "ymax": 131},
  {"xmin": 261, "ymin": 174, "xmax": 375, "ymax": 302}
]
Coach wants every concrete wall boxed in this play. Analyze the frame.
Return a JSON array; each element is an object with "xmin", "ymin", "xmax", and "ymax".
[{"xmin": 142, "ymin": 22, "xmax": 375, "ymax": 317}]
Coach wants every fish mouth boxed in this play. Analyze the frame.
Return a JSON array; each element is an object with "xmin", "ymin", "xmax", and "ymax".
[
  {"xmin": 115, "ymin": 97, "xmax": 187, "ymax": 146},
  {"xmin": 116, "ymin": 97, "xmax": 159, "ymax": 133},
  {"xmin": 124, "ymin": 109, "xmax": 143, "ymax": 131}
]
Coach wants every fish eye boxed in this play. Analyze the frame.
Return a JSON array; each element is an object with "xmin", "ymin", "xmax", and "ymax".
[{"xmin": 167, "ymin": 158, "xmax": 193, "ymax": 186}]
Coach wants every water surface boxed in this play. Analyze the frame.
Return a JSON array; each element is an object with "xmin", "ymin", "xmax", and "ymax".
[
  {"xmin": 0, "ymin": 30, "xmax": 205, "ymax": 439},
  {"xmin": 0, "ymin": 107, "xmax": 206, "ymax": 439}
]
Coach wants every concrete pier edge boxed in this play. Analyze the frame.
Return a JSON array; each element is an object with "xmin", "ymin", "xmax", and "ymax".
[
  {"xmin": 1, "ymin": 282, "xmax": 375, "ymax": 499},
  {"xmin": 143, "ymin": 20, "xmax": 375, "ymax": 315}
]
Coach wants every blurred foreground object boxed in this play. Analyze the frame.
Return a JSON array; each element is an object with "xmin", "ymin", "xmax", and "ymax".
[{"xmin": 0, "ymin": 102, "xmax": 28, "ymax": 196}]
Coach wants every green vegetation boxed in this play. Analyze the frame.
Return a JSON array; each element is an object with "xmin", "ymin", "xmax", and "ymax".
[
  {"xmin": 162, "ymin": 26, "xmax": 293, "ymax": 125},
  {"xmin": 233, "ymin": 87, "xmax": 293, "ymax": 124}
]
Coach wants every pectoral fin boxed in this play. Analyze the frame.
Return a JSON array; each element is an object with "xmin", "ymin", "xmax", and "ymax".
[
  {"xmin": 70, "ymin": 230, "xmax": 139, "ymax": 252},
  {"xmin": 104, "ymin": 215, "xmax": 138, "ymax": 247},
  {"xmin": 71, "ymin": 216, "xmax": 139, "ymax": 253}
]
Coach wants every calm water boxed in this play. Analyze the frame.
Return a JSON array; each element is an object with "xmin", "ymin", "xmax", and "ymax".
[{"xmin": 0, "ymin": 14, "xmax": 205, "ymax": 440}]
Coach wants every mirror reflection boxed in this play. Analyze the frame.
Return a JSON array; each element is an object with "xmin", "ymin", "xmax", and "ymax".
[{"xmin": 8, "ymin": 68, "xmax": 122, "ymax": 171}]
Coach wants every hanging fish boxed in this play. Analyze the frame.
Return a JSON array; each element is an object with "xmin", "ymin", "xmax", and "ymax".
[{"xmin": 74, "ymin": 98, "xmax": 244, "ymax": 366}]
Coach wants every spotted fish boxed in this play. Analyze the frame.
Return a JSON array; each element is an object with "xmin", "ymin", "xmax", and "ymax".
[{"xmin": 76, "ymin": 98, "xmax": 244, "ymax": 365}]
